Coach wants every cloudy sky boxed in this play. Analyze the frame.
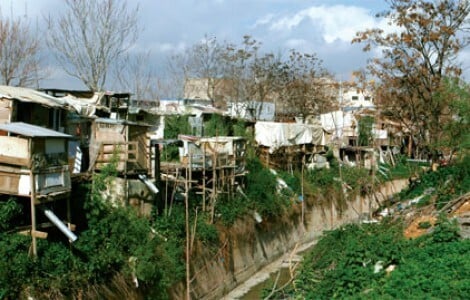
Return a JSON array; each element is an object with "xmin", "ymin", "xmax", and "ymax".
[{"xmin": 0, "ymin": 0, "xmax": 468, "ymax": 94}]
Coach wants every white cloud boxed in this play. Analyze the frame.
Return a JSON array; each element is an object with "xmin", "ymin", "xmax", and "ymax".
[
  {"xmin": 252, "ymin": 13, "xmax": 275, "ymax": 28},
  {"xmin": 155, "ymin": 42, "xmax": 187, "ymax": 54},
  {"xmin": 285, "ymin": 38, "xmax": 308, "ymax": 49},
  {"xmin": 268, "ymin": 5, "xmax": 390, "ymax": 44}
]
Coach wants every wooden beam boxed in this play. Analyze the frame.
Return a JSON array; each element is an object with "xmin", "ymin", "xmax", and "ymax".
[
  {"xmin": 30, "ymin": 170, "xmax": 37, "ymax": 257},
  {"xmin": 0, "ymin": 154, "xmax": 29, "ymax": 167},
  {"xmin": 19, "ymin": 229, "xmax": 48, "ymax": 239}
]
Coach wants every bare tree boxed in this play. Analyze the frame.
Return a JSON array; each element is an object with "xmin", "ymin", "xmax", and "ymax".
[
  {"xmin": 168, "ymin": 35, "xmax": 335, "ymax": 118},
  {"xmin": 46, "ymin": 0, "xmax": 139, "ymax": 91},
  {"xmin": 114, "ymin": 51, "xmax": 158, "ymax": 101},
  {"xmin": 0, "ymin": 16, "xmax": 42, "ymax": 87},
  {"xmin": 168, "ymin": 35, "xmax": 228, "ymax": 103}
]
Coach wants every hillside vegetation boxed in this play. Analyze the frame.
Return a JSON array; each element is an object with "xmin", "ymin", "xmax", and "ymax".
[{"xmin": 270, "ymin": 156, "xmax": 470, "ymax": 299}]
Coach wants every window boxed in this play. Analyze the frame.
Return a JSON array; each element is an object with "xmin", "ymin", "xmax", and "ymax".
[
  {"xmin": 365, "ymin": 96, "xmax": 371, "ymax": 101},
  {"xmin": 352, "ymin": 96, "xmax": 359, "ymax": 101}
]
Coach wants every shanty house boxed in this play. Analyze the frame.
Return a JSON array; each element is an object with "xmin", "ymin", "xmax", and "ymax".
[
  {"xmin": 255, "ymin": 121, "xmax": 326, "ymax": 170},
  {"xmin": 178, "ymin": 134, "xmax": 246, "ymax": 173},
  {"xmin": 0, "ymin": 86, "xmax": 67, "ymax": 131},
  {"xmin": 0, "ymin": 122, "xmax": 72, "ymax": 200},
  {"xmin": 90, "ymin": 118, "xmax": 150, "ymax": 175}
]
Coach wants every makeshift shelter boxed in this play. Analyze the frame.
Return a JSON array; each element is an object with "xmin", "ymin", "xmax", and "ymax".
[
  {"xmin": 0, "ymin": 85, "xmax": 67, "ymax": 131},
  {"xmin": 0, "ymin": 122, "xmax": 72, "ymax": 199},
  {"xmin": 0, "ymin": 122, "xmax": 75, "ymax": 256},
  {"xmin": 255, "ymin": 121, "xmax": 326, "ymax": 170},
  {"xmin": 89, "ymin": 118, "xmax": 150, "ymax": 175}
]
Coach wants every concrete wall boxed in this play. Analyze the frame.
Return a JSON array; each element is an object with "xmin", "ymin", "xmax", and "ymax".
[{"xmin": 170, "ymin": 179, "xmax": 408, "ymax": 299}]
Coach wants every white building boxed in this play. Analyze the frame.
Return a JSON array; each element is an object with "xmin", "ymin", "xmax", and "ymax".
[{"xmin": 340, "ymin": 88, "xmax": 374, "ymax": 111}]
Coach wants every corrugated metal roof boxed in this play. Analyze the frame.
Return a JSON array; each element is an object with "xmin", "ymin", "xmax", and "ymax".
[
  {"xmin": 0, "ymin": 122, "xmax": 72, "ymax": 138},
  {"xmin": 0, "ymin": 85, "xmax": 65, "ymax": 108}
]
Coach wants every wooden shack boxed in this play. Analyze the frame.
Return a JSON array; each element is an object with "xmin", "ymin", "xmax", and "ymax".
[
  {"xmin": 0, "ymin": 85, "xmax": 67, "ymax": 131},
  {"xmin": 0, "ymin": 122, "xmax": 75, "ymax": 256},
  {"xmin": 0, "ymin": 122, "xmax": 72, "ymax": 200},
  {"xmin": 178, "ymin": 135, "xmax": 246, "ymax": 173},
  {"xmin": 89, "ymin": 118, "xmax": 150, "ymax": 175}
]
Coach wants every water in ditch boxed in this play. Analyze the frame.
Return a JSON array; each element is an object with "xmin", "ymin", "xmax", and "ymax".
[{"xmin": 239, "ymin": 267, "xmax": 294, "ymax": 299}]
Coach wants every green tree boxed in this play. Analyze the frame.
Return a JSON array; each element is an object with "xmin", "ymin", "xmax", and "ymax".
[{"xmin": 437, "ymin": 78, "xmax": 470, "ymax": 157}]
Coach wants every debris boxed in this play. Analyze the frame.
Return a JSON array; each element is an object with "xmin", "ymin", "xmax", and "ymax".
[
  {"xmin": 385, "ymin": 264, "xmax": 396, "ymax": 275},
  {"xmin": 253, "ymin": 211, "xmax": 263, "ymax": 223},
  {"xmin": 373, "ymin": 261, "xmax": 384, "ymax": 273}
]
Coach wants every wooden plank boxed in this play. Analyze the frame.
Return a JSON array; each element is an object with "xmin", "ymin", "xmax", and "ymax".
[
  {"xmin": 0, "ymin": 154, "xmax": 30, "ymax": 167},
  {"xmin": 0, "ymin": 164, "xmax": 29, "ymax": 174},
  {"xmin": 32, "ymin": 230, "xmax": 48, "ymax": 239},
  {"xmin": 0, "ymin": 173, "xmax": 20, "ymax": 195},
  {"xmin": 18, "ymin": 230, "xmax": 48, "ymax": 239}
]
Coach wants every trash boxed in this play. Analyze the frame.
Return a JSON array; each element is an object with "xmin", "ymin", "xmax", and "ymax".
[
  {"xmin": 253, "ymin": 211, "xmax": 262, "ymax": 223},
  {"xmin": 385, "ymin": 264, "xmax": 396, "ymax": 275},
  {"xmin": 374, "ymin": 261, "xmax": 384, "ymax": 273}
]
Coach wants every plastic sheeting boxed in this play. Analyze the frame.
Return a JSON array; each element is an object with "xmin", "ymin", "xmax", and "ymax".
[
  {"xmin": 255, "ymin": 121, "xmax": 324, "ymax": 152},
  {"xmin": 320, "ymin": 110, "xmax": 355, "ymax": 139},
  {"xmin": 58, "ymin": 92, "xmax": 107, "ymax": 117}
]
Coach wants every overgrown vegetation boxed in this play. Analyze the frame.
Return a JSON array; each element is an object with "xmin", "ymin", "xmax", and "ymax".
[
  {"xmin": 216, "ymin": 157, "xmax": 295, "ymax": 226},
  {"xmin": 398, "ymin": 155, "xmax": 470, "ymax": 209},
  {"xmin": 358, "ymin": 116, "xmax": 374, "ymax": 146},
  {"xmin": 272, "ymin": 217, "xmax": 469, "ymax": 299},
  {"xmin": 162, "ymin": 114, "xmax": 251, "ymax": 161},
  {"xmin": 0, "ymin": 157, "xmax": 176, "ymax": 299}
]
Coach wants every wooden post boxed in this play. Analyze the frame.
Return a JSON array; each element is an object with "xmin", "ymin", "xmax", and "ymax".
[
  {"xmin": 301, "ymin": 145, "xmax": 305, "ymax": 228},
  {"xmin": 30, "ymin": 172, "xmax": 37, "ymax": 257},
  {"xmin": 67, "ymin": 194, "xmax": 71, "ymax": 228},
  {"xmin": 28, "ymin": 138, "xmax": 38, "ymax": 257},
  {"xmin": 408, "ymin": 135, "xmax": 412, "ymax": 158},
  {"xmin": 153, "ymin": 141, "xmax": 162, "ymax": 216},
  {"xmin": 185, "ymin": 153, "xmax": 191, "ymax": 300},
  {"xmin": 202, "ymin": 143, "xmax": 206, "ymax": 212}
]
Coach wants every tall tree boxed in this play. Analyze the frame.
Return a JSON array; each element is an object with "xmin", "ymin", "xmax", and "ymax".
[
  {"xmin": 353, "ymin": 0, "xmax": 470, "ymax": 158},
  {"xmin": 46, "ymin": 0, "xmax": 139, "ymax": 91},
  {"xmin": 0, "ymin": 17, "xmax": 42, "ymax": 87},
  {"xmin": 277, "ymin": 50, "xmax": 336, "ymax": 117},
  {"xmin": 114, "ymin": 51, "xmax": 158, "ymax": 101},
  {"xmin": 168, "ymin": 35, "xmax": 335, "ymax": 118},
  {"xmin": 168, "ymin": 35, "xmax": 227, "ymax": 102}
]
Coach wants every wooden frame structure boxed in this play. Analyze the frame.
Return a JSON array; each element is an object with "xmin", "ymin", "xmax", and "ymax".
[
  {"xmin": 0, "ymin": 122, "xmax": 73, "ymax": 256},
  {"xmin": 158, "ymin": 135, "xmax": 246, "ymax": 219}
]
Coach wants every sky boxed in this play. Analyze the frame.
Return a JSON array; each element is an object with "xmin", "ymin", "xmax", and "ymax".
[{"xmin": 0, "ymin": 0, "xmax": 468, "ymax": 94}]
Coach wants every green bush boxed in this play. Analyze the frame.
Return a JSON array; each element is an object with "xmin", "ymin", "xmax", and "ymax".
[
  {"xmin": 399, "ymin": 155, "xmax": 470, "ymax": 209},
  {"xmin": 0, "ymin": 198, "xmax": 22, "ymax": 231},
  {"xmin": 204, "ymin": 114, "xmax": 230, "ymax": 136},
  {"xmin": 273, "ymin": 218, "xmax": 469, "ymax": 299},
  {"xmin": 215, "ymin": 157, "xmax": 294, "ymax": 225}
]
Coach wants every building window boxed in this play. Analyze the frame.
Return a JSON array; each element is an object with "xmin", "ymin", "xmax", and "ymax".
[
  {"xmin": 365, "ymin": 96, "xmax": 371, "ymax": 101},
  {"xmin": 352, "ymin": 96, "xmax": 359, "ymax": 101}
]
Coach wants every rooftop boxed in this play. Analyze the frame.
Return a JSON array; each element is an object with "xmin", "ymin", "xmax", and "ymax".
[{"xmin": 0, "ymin": 122, "xmax": 72, "ymax": 138}]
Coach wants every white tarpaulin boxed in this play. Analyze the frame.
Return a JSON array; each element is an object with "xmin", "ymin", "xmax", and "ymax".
[
  {"xmin": 320, "ymin": 110, "xmax": 356, "ymax": 140},
  {"xmin": 255, "ymin": 121, "xmax": 324, "ymax": 152},
  {"xmin": 58, "ymin": 92, "xmax": 107, "ymax": 117}
]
